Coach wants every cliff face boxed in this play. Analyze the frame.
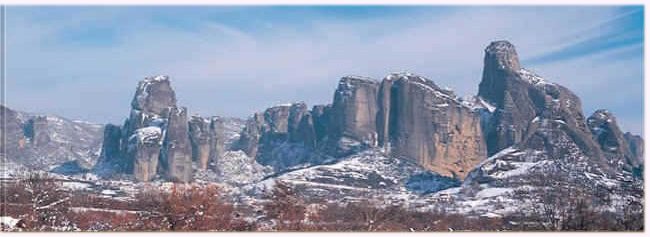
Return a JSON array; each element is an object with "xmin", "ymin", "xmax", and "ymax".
[
  {"xmin": 587, "ymin": 110, "xmax": 643, "ymax": 174},
  {"xmin": 624, "ymin": 132, "xmax": 644, "ymax": 175},
  {"xmin": 383, "ymin": 74, "xmax": 487, "ymax": 178},
  {"xmin": 478, "ymin": 41, "xmax": 538, "ymax": 155},
  {"xmin": 236, "ymin": 74, "xmax": 487, "ymax": 179},
  {"xmin": 327, "ymin": 76, "xmax": 380, "ymax": 156},
  {"xmin": 235, "ymin": 102, "xmax": 321, "ymax": 172},
  {"xmin": 0, "ymin": 105, "xmax": 25, "ymax": 159},
  {"xmin": 127, "ymin": 126, "xmax": 162, "ymax": 182},
  {"xmin": 97, "ymin": 75, "xmax": 229, "ymax": 182},
  {"xmin": 188, "ymin": 116, "xmax": 226, "ymax": 171},
  {"xmin": 120, "ymin": 76, "xmax": 181, "ymax": 181},
  {"xmin": 162, "ymin": 106, "xmax": 193, "ymax": 182},
  {"xmin": 188, "ymin": 116, "xmax": 211, "ymax": 170},
  {"xmin": 476, "ymin": 41, "xmax": 610, "ymax": 174}
]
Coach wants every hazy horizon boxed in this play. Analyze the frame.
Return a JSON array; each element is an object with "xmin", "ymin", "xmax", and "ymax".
[{"xmin": 6, "ymin": 6, "xmax": 644, "ymax": 135}]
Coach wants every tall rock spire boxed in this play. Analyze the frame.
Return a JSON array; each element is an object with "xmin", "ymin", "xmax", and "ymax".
[
  {"xmin": 101, "ymin": 75, "xmax": 195, "ymax": 182},
  {"xmin": 476, "ymin": 40, "xmax": 611, "ymax": 175}
]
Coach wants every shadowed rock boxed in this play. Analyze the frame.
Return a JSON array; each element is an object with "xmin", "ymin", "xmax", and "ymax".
[{"xmin": 588, "ymin": 109, "xmax": 641, "ymax": 173}]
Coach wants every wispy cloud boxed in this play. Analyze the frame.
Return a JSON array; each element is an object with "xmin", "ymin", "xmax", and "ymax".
[{"xmin": 6, "ymin": 6, "xmax": 644, "ymax": 135}]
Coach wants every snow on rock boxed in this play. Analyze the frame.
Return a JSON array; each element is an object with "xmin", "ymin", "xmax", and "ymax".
[{"xmin": 131, "ymin": 126, "xmax": 162, "ymax": 144}]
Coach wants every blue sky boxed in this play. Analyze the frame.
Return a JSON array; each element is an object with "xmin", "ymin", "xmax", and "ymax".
[{"xmin": 6, "ymin": 6, "xmax": 644, "ymax": 135}]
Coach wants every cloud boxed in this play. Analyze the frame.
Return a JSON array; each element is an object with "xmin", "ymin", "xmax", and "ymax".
[{"xmin": 6, "ymin": 6, "xmax": 644, "ymax": 135}]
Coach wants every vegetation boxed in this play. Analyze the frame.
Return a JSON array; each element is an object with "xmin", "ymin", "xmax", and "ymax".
[{"xmin": 0, "ymin": 174, "xmax": 644, "ymax": 232}]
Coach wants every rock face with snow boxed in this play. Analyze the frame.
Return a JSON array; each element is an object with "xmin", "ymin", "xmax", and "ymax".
[
  {"xmin": 478, "ymin": 41, "xmax": 538, "ymax": 155},
  {"xmin": 161, "ymin": 106, "xmax": 193, "ymax": 182},
  {"xmin": 1, "ymin": 105, "xmax": 104, "ymax": 170},
  {"xmin": 24, "ymin": 116, "xmax": 50, "ymax": 146},
  {"xmin": 327, "ymin": 76, "xmax": 380, "ymax": 156},
  {"xmin": 117, "ymin": 76, "xmax": 179, "ymax": 181},
  {"xmin": 381, "ymin": 73, "xmax": 487, "ymax": 179},
  {"xmin": 189, "ymin": 116, "xmax": 211, "ymax": 170},
  {"xmin": 478, "ymin": 41, "xmax": 606, "ymax": 167},
  {"xmin": 462, "ymin": 41, "xmax": 641, "ymax": 213},
  {"xmin": 98, "ymin": 76, "xmax": 198, "ymax": 182},
  {"xmin": 587, "ymin": 110, "xmax": 640, "ymax": 173},
  {"xmin": 236, "ymin": 74, "xmax": 486, "ymax": 179},
  {"xmin": 0, "ymin": 105, "xmax": 25, "ymax": 158},
  {"xmin": 128, "ymin": 126, "xmax": 163, "ymax": 181},
  {"xmin": 236, "ymin": 103, "xmax": 322, "ymax": 172},
  {"xmin": 208, "ymin": 117, "xmax": 227, "ymax": 165}
]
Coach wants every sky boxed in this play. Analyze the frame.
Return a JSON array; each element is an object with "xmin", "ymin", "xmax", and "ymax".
[{"xmin": 5, "ymin": 6, "xmax": 644, "ymax": 135}]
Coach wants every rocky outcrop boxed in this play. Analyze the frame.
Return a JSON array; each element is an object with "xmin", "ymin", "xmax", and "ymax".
[
  {"xmin": 0, "ymin": 106, "xmax": 104, "ymax": 170},
  {"xmin": 94, "ymin": 124, "xmax": 124, "ymax": 173},
  {"xmin": 624, "ymin": 132, "xmax": 644, "ymax": 174},
  {"xmin": 237, "ymin": 112, "xmax": 266, "ymax": 158},
  {"xmin": 587, "ymin": 110, "xmax": 641, "ymax": 173},
  {"xmin": 189, "ymin": 115, "xmax": 226, "ymax": 171},
  {"xmin": 236, "ymin": 74, "xmax": 486, "ymax": 179},
  {"xmin": 477, "ymin": 41, "xmax": 608, "ymax": 172},
  {"xmin": 0, "ymin": 105, "xmax": 25, "ymax": 157},
  {"xmin": 381, "ymin": 73, "xmax": 487, "ymax": 179},
  {"xmin": 25, "ymin": 116, "xmax": 50, "ymax": 146},
  {"xmin": 311, "ymin": 104, "xmax": 332, "ymax": 144},
  {"xmin": 208, "ymin": 117, "xmax": 226, "ymax": 166},
  {"xmin": 119, "ymin": 76, "xmax": 178, "ymax": 181},
  {"xmin": 478, "ymin": 41, "xmax": 537, "ymax": 155},
  {"xmin": 161, "ymin": 106, "xmax": 192, "ymax": 182},
  {"xmin": 189, "ymin": 116, "xmax": 211, "ymax": 170},
  {"xmin": 100, "ymin": 124, "xmax": 122, "ymax": 161},
  {"xmin": 100, "ymin": 75, "xmax": 197, "ymax": 182},
  {"xmin": 128, "ymin": 126, "xmax": 163, "ymax": 182},
  {"xmin": 327, "ymin": 76, "xmax": 380, "ymax": 155},
  {"xmin": 131, "ymin": 76, "xmax": 177, "ymax": 116},
  {"xmin": 235, "ymin": 102, "xmax": 324, "ymax": 171}
]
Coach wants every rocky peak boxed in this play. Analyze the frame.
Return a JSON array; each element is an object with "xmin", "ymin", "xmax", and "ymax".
[
  {"xmin": 131, "ymin": 75, "xmax": 177, "ymax": 116},
  {"xmin": 264, "ymin": 104, "xmax": 292, "ymax": 134},
  {"xmin": 329, "ymin": 76, "xmax": 380, "ymax": 155},
  {"xmin": 484, "ymin": 40, "xmax": 521, "ymax": 72},
  {"xmin": 587, "ymin": 109, "xmax": 623, "ymax": 151},
  {"xmin": 587, "ymin": 109, "xmax": 638, "ymax": 172}
]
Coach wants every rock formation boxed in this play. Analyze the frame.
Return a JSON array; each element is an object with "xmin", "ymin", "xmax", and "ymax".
[
  {"xmin": 208, "ymin": 117, "xmax": 226, "ymax": 166},
  {"xmin": 189, "ymin": 115, "xmax": 226, "ymax": 171},
  {"xmin": 97, "ymin": 75, "xmax": 203, "ymax": 182},
  {"xmin": 236, "ymin": 74, "xmax": 487, "ymax": 179},
  {"xmin": 236, "ymin": 102, "xmax": 321, "ymax": 171},
  {"xmin": 25, "ymin": 116, "xmax": 50, "ymax": 146},
  {"xmin": 0, "ymin": 105, "xmax": 25, "ymax": 157},
  {"xmin": 587, "ymin": 109, "xmax": 641, "ymax": 173},
  {"xmin": 327, "ymin": 76, "xmax": 380, "ymax": 156},
  {"xmin": 624, "ymin": 132, "xmax": 644, "ymax": 175},
  {"xmin": 127, "ymin": 126, "xmax": 163, "ymax": 181},
  {"xmin": 189, "ymin": 116, "xmax": 211, "ymax": 170},
  {"xmin": 477, "ymin": 41, "xmax": 609, "ymax": 172},
  {"xmin": 382, "ymin": 73, "xmax": 487, "ymax": 178},
  {"xmin": 161, "ymin": 106, "xmax": 193, "ymax": 182}
]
